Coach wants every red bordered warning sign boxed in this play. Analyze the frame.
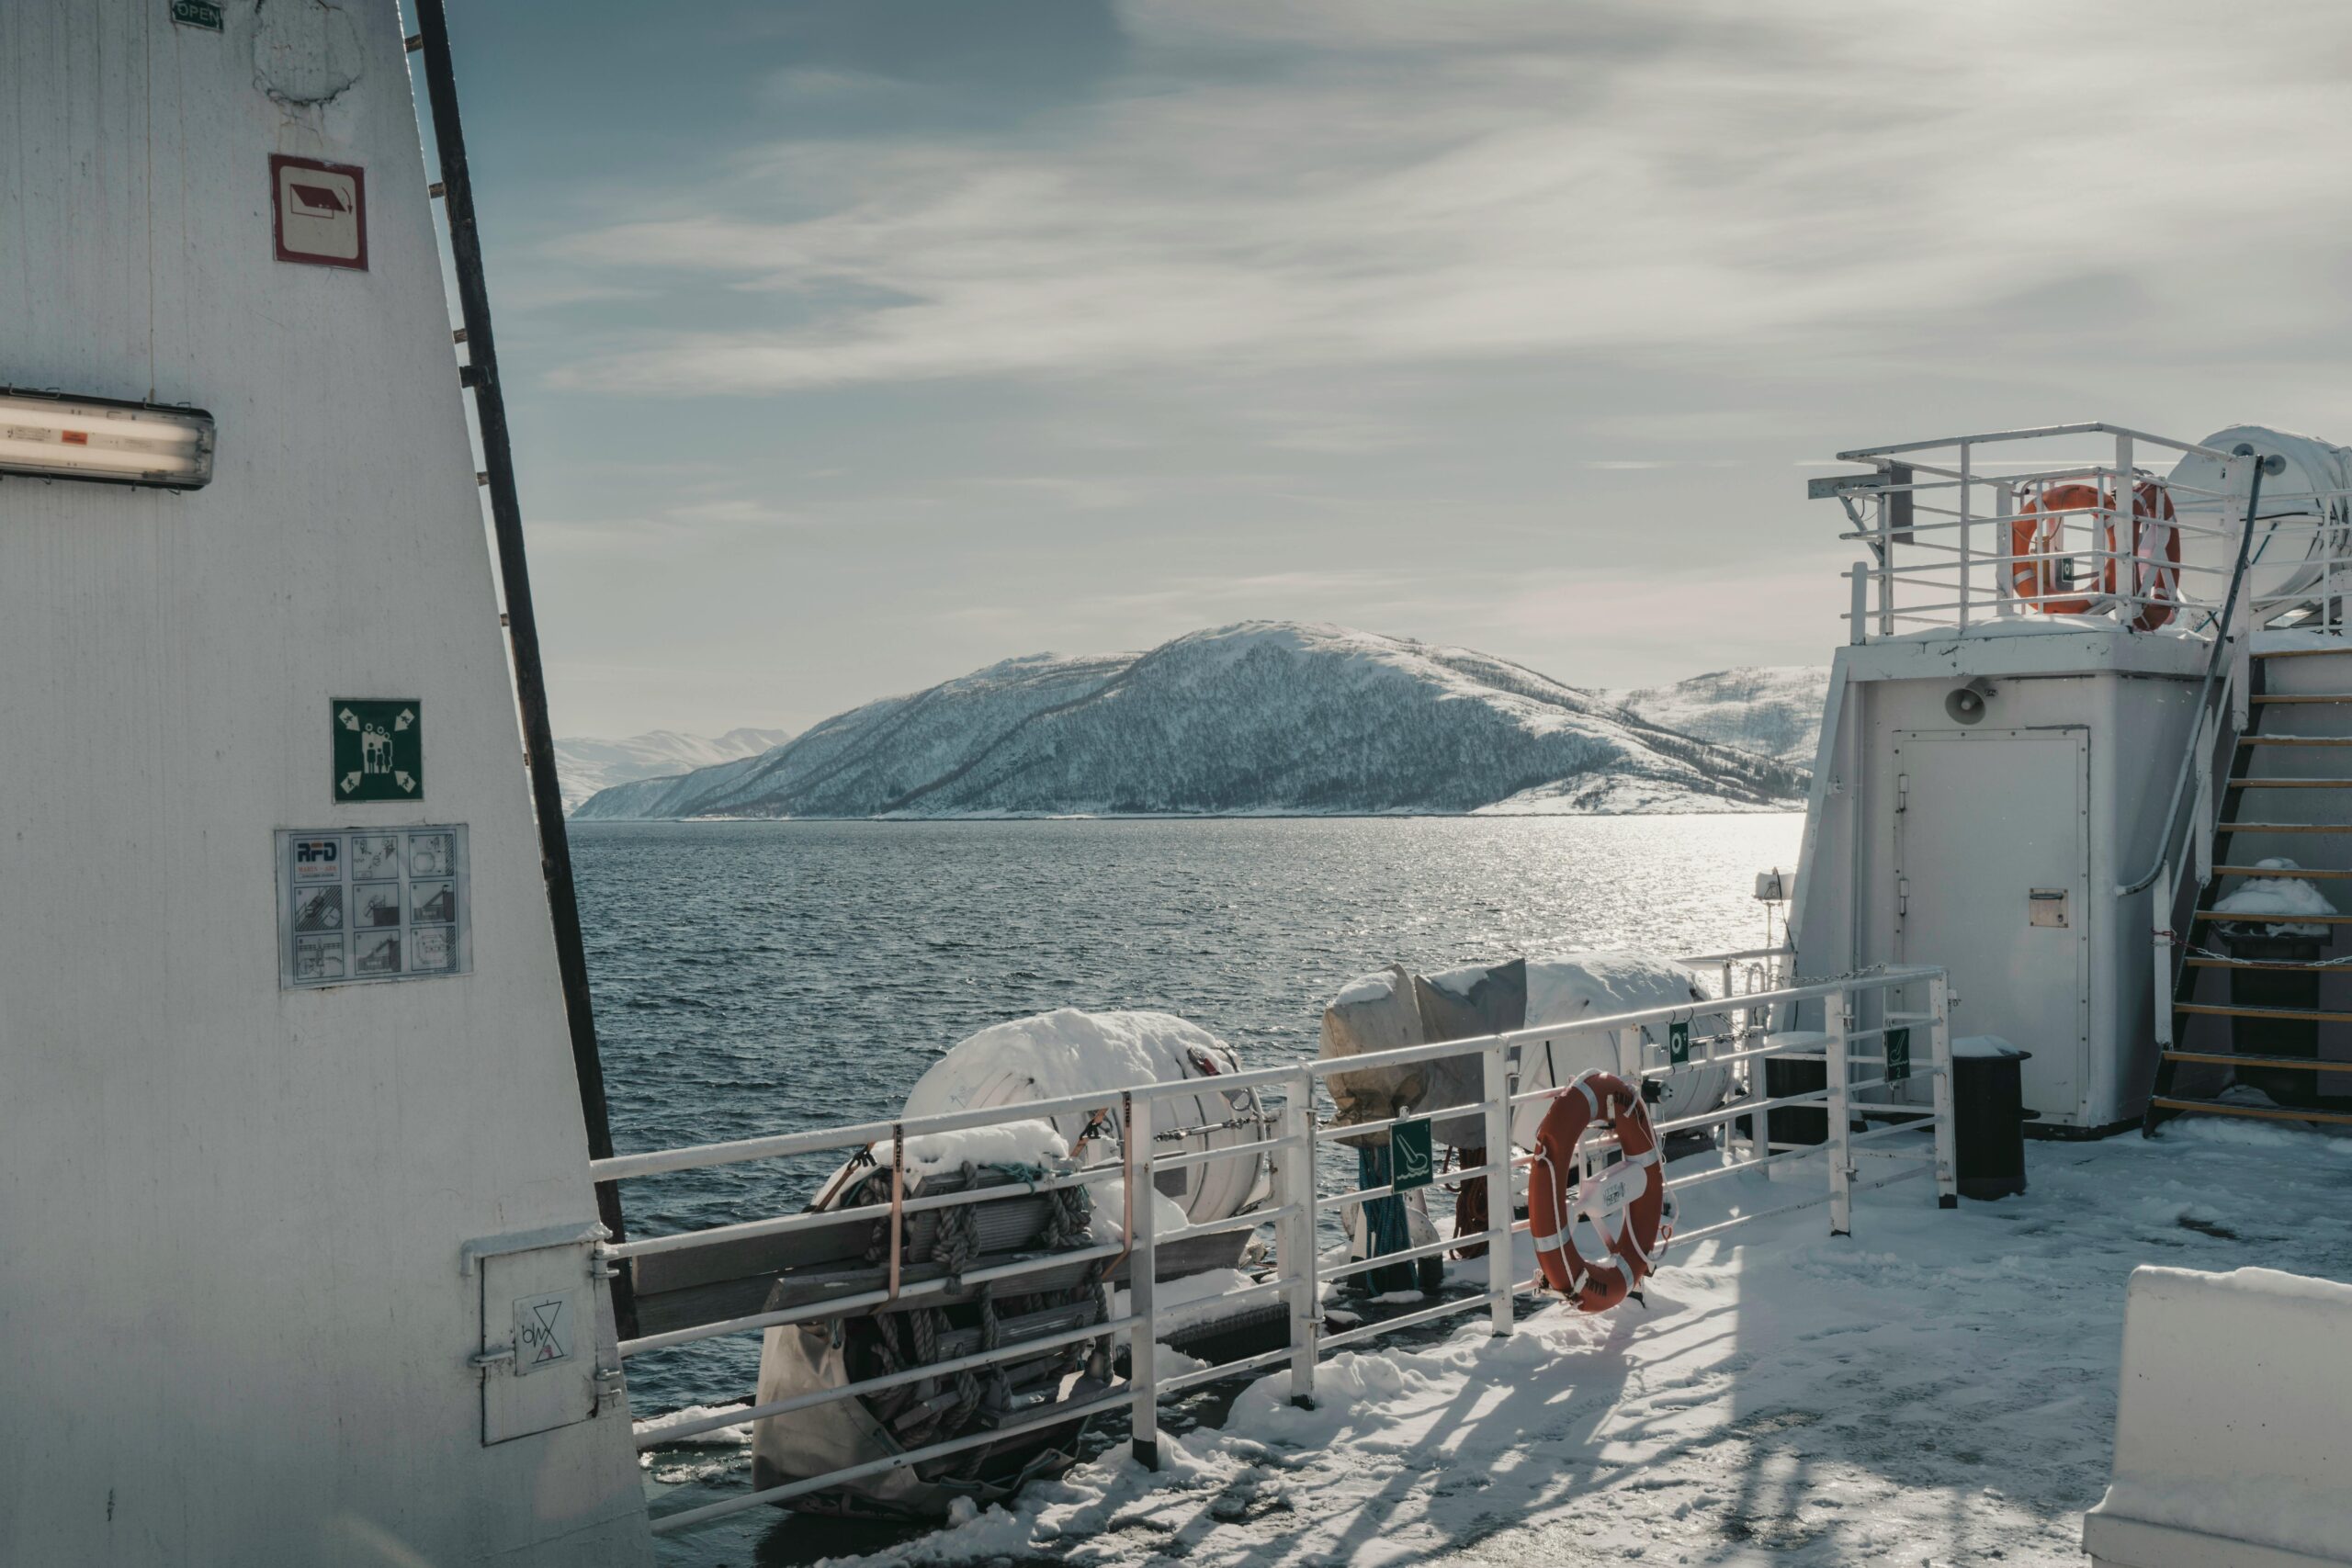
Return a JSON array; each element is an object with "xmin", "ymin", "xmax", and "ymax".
[{"xmin": 271, "ymin": 154, "xmax": 368, "ymax": 270}]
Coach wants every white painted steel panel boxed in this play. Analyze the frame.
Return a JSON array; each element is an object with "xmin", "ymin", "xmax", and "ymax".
[
  {"xmin": 2085, "ymin": 1266, "xmax": 2352, "ymax": 1566},
  {"xmin": 0, "ymin": 2, "xmax": 650, "ymax": 1562},
  {"xmin": 1894, "ymin": 728, "xmax": 2090, "ymax": 1122}
]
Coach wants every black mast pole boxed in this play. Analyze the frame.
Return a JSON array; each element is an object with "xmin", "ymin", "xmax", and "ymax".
[{"xmin": 411, "ymin": 1, "xmax": 634, "ymax": 1334}]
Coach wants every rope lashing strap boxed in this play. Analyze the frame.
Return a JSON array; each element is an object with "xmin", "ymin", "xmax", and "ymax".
[
  {"xmin": 1616, "ymin": 1213, "xmax": 1659, "ymax": 1272},
  {"xmin": 1530, "ymin": 1150, "xmax": 1566, "ymax": 1252}
]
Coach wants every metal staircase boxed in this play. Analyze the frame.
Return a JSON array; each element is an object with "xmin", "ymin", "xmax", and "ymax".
[{"xmin": 2147, "ymin": 634, "xmax": 2352, "ymax": 1130}]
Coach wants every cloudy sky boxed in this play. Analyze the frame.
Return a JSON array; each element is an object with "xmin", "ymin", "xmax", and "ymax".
[{"xmin": 435, "ymin": 0, "xmax": 2352, "ymax": 739}]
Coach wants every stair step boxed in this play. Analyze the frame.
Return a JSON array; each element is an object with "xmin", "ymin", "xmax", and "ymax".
[
  {"xmin": 2194, "ymin": 910, "xmax": 2352, "ymax": 925},
  {"xmin": 2238, "ymin": 735, "xmax": 2352, "ymax": 747},
  {"xmin": 2177, "ymin": 1001, "xmax": 2352, "ymax": 1024},
  {"xmin": 2219, "ymin": 823, "xmax": 2352, "ymax": 834},
  {"xmin": 2213, "ymin": 864, "xmax": 2352, "ymax": 879},
  {"xmin": 2161, "ymin": 1049, "xmax": 2352, "ymax": 1071},
  {"xmin": 2254, "ymin": 694, "xmax": 2352, "ymax": 705},
  {"xmin": 2226, "ymin": 777, "xmax": 2352, "ymax": 788},
  {"xmin": 2185, "ymin": 956, "xmax": 2348, "ymax": 971},
  {"xmin": 2253, "ymin": 646, "xmax": 2352, "ymax": 660},
  {"xmin": 2150, "ymin": 1096, "xmax": 2352, "ymax": 1126}
]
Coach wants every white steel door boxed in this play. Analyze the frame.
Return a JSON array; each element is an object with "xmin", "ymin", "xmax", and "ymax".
[{"xmin": 1894, "ymin": 727, "xmax": 2090, "ymax": 1124}]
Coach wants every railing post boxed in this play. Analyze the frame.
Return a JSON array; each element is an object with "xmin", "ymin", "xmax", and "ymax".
[
  {"xmin": 2233, "ymin": 630, "xmax": 2251, "ymax": 728},
  {"xmin": 1958, "ymin": 442, "xmax": 1973, "ymax": 629},
  {"xmin": 1124, "ymin": 1090, "xmax": 1159, "ymax": 1469},
  {"xmin": 1849, "ymin": 562, "xmax": 1868, "ymax": 646},
  {"xmin": 1481, "ymin": 1045, "xmax": 1513, "ymax": 1337},
  {"xmin": 1826, "ymin": 993, "xmax": 1852, "ymax": 1237},
  {"xmin": 2153, "ymin": 869, "xmax": 2176, "ymax": 1050},
  {"xmin": 1280, "ymin": 1067, "xmax": 1317, "ymax": 1407},
  {"xmin": 1875, "ymin": 493, "xmax": 1893, "ymax": 636},
  {"xmin": 1742, "ymin": 1017, "xmax": 1773, "ymax": 1161},
  {"xmin": 887, "ymin": 1123, "xmax": 905, "ymax": 1302},
  {"xmin": 2193, "ymin": 705, "xmax": 2215, "ymax": 886},
  {"xmin": 1928, "ymin": 974, "xmax": 1958, "ymax": 1209},
  {"xmin": 2116, "ymin": 433, "xmax": 2135, "ymax": 623},
  {"xmin": 2230, "ymin": 536, "xmax": 2253, "ymax": 727},
  {"xmin": 1996, "ymin": 485, "xmax": 2016, "ymax": 616}
]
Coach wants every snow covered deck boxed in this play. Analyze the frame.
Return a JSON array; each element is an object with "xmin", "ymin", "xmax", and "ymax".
[{"xmin": 645, "ymin": 1116, "xmax": 2352, "ymax": 1566}]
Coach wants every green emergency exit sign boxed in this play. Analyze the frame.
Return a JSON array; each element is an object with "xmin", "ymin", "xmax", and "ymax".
[
  {"xmin": 333, "ymin": 700, "xmax": 422, "ymax": 802},
  {"xmin": 1391, "ymin": 1117, "xmax": 1434, "ymax": 1193}
]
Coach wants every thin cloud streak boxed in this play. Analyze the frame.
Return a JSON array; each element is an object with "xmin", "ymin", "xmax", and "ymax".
[
  {"xmin": 473, "ymin": 0, "xmax": 2352, "ymax": 734},
  {"xmin": 542, "ymin": 2, "xmax": 2348, "ymax": 397}
]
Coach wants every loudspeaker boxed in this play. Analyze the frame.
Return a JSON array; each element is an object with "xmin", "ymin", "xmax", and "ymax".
[{"xmin": 1944, "ymin": 678, "xmax": 1995, "ymax": 725}]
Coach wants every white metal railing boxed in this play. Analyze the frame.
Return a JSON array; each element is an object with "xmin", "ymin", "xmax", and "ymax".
[
  {"xmin": 1813, "ymin": 423, "xmax": 2350, "ymax": 645},
  {"xmin": 610, "ymin": 963, "xmax": 1953, "ymax": 1537}
]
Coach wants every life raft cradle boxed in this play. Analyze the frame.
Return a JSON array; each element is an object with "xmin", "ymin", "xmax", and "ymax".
[{"xmin": 1526, "ymin": 1071, "xmax": 1674, "ymax": 1314}]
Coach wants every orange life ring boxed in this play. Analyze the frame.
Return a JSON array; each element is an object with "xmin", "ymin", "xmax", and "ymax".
[
  {"xmin": 2109, "ymin": 481, "xmax": 2180, "ymax": 632},
  {"xmin": 2010, "ymin": 481, "xmax": 2179, "ymax": 629},
  {"xmin": 1528, "ymin": 1072, "xmax": 1669, "ymax": 1312}
]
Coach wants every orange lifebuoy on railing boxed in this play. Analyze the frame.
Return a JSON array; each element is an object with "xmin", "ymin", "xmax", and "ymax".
[
  {"xmin": 2010, "ymin": 483, "xmax": 2098, "ymax": 615},
  {"xmin": 2109, "ymin": 480, "xmax": 2180, "ymax": 631},
  {"xmin": 2010, "ymin": 480, "xmax": 2179, "ymax": 629},
  {"xmin": 1527, "ymin": 1071, "xmax": 1670, "ymax": 1313}
]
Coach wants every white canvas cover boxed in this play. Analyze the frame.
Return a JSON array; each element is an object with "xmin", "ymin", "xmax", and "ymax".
[
  {"xmin": 1512, "ymin": 953, "xmax": 1734, "ymax": 1149},
  {"xmin": 901, "ymin": 1009, "xmax": 1264, "ymax": 1224}
]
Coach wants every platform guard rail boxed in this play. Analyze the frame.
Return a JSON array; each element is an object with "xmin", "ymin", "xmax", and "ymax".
[{"xmin": 604, "ymin": 961, "xmax": 1954, "ymax": 1537}]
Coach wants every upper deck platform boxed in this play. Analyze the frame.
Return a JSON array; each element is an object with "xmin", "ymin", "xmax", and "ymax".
[{"xmin": 1811, "ymin": 422, "xmax": 2352, "ymax": 654}]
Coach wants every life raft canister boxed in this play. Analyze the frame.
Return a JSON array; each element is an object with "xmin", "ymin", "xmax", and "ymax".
[
  {"xmin": 1527, "ymin": 1071, "xmax": 1669, "ymax": 1312},
  {"xmin": 2009, "ymin": 480, "xmax": 2180, "ymax": 630}
]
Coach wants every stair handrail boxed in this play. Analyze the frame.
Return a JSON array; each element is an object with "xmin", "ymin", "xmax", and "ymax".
[{"xmin": 2117, "ymin": 447, "xmax": 2278, "ymax": 899}]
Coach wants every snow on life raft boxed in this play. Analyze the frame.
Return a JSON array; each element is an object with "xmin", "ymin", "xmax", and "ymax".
[
  {"xmin": 745, "ymin": 1009, "xmax": 1273, "ymax": 1518},
  {"xmin": 1318, "ymin": 953, "xmax": 1736, "ymax": 1271},
  {"xmin": 1322, "ymin": 953, "xmax": 1737, "ymax": 1148}
]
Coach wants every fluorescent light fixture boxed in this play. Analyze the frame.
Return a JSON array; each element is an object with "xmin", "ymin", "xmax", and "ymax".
[{"xmin": 0, "ymin": 389, "xmax": 215, "ymax": 490}]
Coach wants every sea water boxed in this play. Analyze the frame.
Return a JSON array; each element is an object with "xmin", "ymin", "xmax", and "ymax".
[{"xmin": 574, "ymin": 813, "xmax": 1802, "ymax": 1547}]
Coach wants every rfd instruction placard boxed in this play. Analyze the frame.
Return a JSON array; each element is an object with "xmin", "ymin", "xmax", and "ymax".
[{"xmin": 277, "ymin": 825, "xmax": 470, "ymax": 988}]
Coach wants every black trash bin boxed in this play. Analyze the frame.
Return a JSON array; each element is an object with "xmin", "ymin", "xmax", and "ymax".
[
  {"xmin": 2221, "ymin": 925, "xmax": 2323, "ymax": 1108},
  {"xmin": 1731, "ymin": 1037, "xmax": 1830, "ymax": 1148},
  {"xmin": 1763, "ymin": 1056, "xmax": 1828, "ymax": 1145},
  {"xmin": 1952, "ymin": 1040, "xmax": 2030, "ymax": 1201}
]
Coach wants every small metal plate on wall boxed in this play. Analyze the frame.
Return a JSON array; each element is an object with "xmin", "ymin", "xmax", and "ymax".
[
  {"xmin": 2030, "ymin": 888, "xmax": 2069, "ymax": 929},
  {"xmin": 478, "ymin": 1240, "xmax": 599, "ymax": 1444},
  {"xmin": 276, "ymin": 825, "xmax": 470, "ymax": 988}
]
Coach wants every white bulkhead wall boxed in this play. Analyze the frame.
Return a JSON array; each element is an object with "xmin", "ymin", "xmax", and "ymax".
[
  {"xmin": 0, "ymin": 4, "xmax": 650, "ymax": 1563},
  {"xmin": 1788, "ymin": 631, "xmax": 2202, "ymax": 1132}
]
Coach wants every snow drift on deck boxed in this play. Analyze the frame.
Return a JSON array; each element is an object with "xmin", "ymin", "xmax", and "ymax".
[{"xmin": 638, "ymin": 1116, "xmax": 2352, "ymax": 1566}]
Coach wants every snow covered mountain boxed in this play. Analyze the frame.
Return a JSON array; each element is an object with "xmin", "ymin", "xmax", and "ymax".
[
  {"xmin": 553, "ymin": 727, "xmax": 794, "ymax": 814},
  {"xmin": 571, "ymin": 623, "xmax": 1807, "ymax": 820},
  {"xmin": 1610, "ymin": 666, "xmax": 1829, "ymax": 766}
]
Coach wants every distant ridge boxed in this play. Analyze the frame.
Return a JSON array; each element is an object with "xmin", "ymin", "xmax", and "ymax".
[
  {"xmin": 1611, "ymin": 666, "xmax": 1830, "ymax": 766},
  {"xmin": 572, "ymin": 622, "xmax": 1809, "ymax": 821},
  {"xmin": 553, "ymin": 727, "xmax": 794, "ymax": 813}
]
